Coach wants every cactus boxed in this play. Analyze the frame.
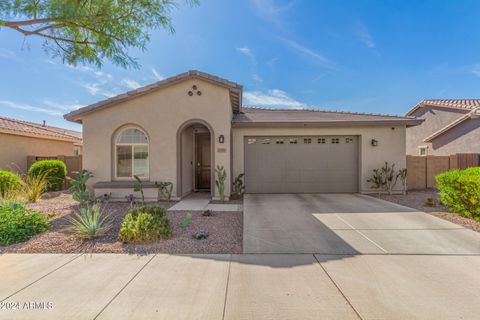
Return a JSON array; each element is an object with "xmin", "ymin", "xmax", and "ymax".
[
  {"xmin": 155, "ymin": 181, "xmax": 173, "ymax": 202},
  {"xmin": 215, "ymin": 165, "xmax": 227, "ymax": 202},
  {"xmin": 232, "ymin": 173, "xmax": 245, "ymax": 199},
  {"xmin": 367, "ymin": 162, "xmax": 401, "ymax": 195}
]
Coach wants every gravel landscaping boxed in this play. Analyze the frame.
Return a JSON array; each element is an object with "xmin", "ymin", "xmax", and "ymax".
[
  {"xmin": 0, "ymin": 191, "xmax": 242, "ymax": 254},
  {"xmin": 371, "ymin": 189, "xmax": 480, "ymax": 233}
]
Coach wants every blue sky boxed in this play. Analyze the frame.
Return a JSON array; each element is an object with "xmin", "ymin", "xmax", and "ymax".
[{"xmin": 1, "ymin": 0, "xmax": 480, "ymax": 131}]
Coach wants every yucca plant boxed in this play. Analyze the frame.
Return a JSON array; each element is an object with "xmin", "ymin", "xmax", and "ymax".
[
  {"xmin": 19, "ymin": 170, "xmax": 50, "ymax": 203},
  {"xmin": 66, "ymin": 204, "xmax": 112, "ymax": 239}
]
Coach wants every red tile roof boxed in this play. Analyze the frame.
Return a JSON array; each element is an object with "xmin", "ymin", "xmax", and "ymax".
[
  {"xmin": 406, "ymin": 99, "xmax": 480, "ymax": 116},
  {"xmin": 0, "ymin": 116, "xmax": 82, "ymax": 143}
]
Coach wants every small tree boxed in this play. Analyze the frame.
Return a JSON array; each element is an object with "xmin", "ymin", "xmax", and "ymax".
[{"xmin": 0, "ymin": 0, "xmax": 198, "ymax": 68}]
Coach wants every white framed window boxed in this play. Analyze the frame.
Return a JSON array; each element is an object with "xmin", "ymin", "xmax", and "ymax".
[
  {"xmin": 418, "ymin": 146, "xmax": 428, "ymax": 156},
  {"xmin": 115, "ymin": 127, "xmax": 149, "ymax": 179}
]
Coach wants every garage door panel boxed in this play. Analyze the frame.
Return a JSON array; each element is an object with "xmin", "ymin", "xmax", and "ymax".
[{"xmin": 245, "ymin": 135, "xmax": 359, "ymax": 193}]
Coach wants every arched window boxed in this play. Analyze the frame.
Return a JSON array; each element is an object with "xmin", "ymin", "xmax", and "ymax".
[{"xmin": 115, "ymin": 127, "xmax": 149, "ymax": 179}]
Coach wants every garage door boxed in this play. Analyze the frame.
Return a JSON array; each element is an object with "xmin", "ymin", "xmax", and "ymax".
[{"xmin": 245, "ymin": 136, "xmax": 359, "ymax": 193}]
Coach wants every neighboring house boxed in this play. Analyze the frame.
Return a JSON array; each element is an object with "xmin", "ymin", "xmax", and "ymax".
[
  {"xmin": 0, "ymin": 116, "xmax": 83, "ymax": 173},
  {"xmin": 64, "ymin": 70, "xmax": 421, "ymax": 200},
  {"xmin": 406, "ymin": 99, "xmax": 480, "ymax": 156}
]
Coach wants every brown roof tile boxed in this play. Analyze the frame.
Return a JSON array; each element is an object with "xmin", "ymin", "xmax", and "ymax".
[
  {"xmin": 233, "ymin": 107, "xmax": 422, "ymax": 127},
  {"xmin": 406, "ymin": 99, "xmax": 480, "ymax": 116},
  {"xmin": 0, "ymin": 116, "xmax": 82, "ymax": 143}
]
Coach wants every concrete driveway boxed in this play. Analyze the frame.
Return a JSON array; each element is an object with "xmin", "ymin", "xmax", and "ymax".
[
  {"xmin": 1, "ymin": 194, "xmax": 479, "ymax": 319},
  {"xmin": 1, "ymin": 253, "xmax": 480, "ymax": 319},
  {"xmin": 243, "ymin": 193, "xmax": 480, "ymax": 254}
]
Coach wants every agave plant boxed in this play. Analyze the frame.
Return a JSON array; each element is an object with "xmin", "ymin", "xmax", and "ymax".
[{"xmin": 66, "ymin": 204, "xmax": 112, "ymax": 239}]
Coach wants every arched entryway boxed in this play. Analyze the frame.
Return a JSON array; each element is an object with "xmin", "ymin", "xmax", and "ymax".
[{"xmin": 176, "ymin": 119, "xmax": 215, "ymax": 198}]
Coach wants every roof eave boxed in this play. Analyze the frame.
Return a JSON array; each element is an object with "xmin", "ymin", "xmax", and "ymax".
[
  {"xmin": 232, "ymin": 119, "xmax": 423, "ymax": 128},
  {"xmin": 64, "ymin": 70, "xmax": 243, "ymax": 123},
  {"xmin": 423, "ymin": 110, "xmax": 477, "ymax": 142}
]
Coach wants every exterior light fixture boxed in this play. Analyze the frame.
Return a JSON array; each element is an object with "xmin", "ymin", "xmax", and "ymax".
[
  {"xmin": 218, "ymin": 135, "xmax": 225, "ymax": 144},
  {"xmin": 371, "ymin": 139, "xmax": 378, "ymax": 147}
]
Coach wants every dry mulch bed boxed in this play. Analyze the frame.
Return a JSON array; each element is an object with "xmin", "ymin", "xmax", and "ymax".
[
  {"xmin": 0, "ymin": 192, "xmax": 242, "ymax": 254},
  {"xmin": 371, "ymin": 189, "xmax": 480, "ymax": 233}
]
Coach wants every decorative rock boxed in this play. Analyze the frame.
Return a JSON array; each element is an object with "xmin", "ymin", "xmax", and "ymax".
[
  {"xmin": 202, "ymin": 209, "xmax": 212, "ymax": 216},
  {"xmin": 193, "ymin": 230, "xmax": 209, "ymax": 240}
]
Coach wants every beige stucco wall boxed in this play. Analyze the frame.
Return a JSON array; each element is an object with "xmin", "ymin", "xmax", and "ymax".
[
  {"xmin": 406, "ymin": 106, "xmax": 471, "ymax": 156},
  {"xmin": 81, "ymin": 78, "xmax": 232, "ymax": 198},
  {"xmin": 232, "ymin": 125, "xmax": 407, "ymax": 193},
  {"xmin": 0, "ymin": 133, "xmax": 75, "ymax": 173}
]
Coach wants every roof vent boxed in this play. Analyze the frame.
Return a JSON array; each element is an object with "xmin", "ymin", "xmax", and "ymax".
[{"xmin": 42, "ymin": 120, "xmax": 46, "ymax": 127}]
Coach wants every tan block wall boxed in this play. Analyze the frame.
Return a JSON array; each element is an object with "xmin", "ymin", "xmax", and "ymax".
[
  {"xmin": 232, "ymin": 125, "xmax": 407, "ymax": 193},
  {"xmin": 81, "ymin": 78, "xmax": 232, "ymax": 198},
  {"xmin": 0, "ymin": 133, "xmax": 75, "ymax": 173}
]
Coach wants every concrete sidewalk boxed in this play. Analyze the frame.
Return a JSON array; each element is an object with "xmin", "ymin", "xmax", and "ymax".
[{"xmin": 1, "ymin": 253, "xmax": 479, "ymax": 320}]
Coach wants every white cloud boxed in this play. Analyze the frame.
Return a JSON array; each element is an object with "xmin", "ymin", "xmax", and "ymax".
[
  {"xmin": 121, "ymin": 79, "xmax": 142, "ymax": 90},
  {"xmin": 279, "ymin": 37, "xmax": 338, "ymax": 70},
  {"xmin": 151, "ymin": 68, "xmax": 164, "ymax": 81},
  {"xmin": 81, "ymin": 83, "xmax": 116, "ymax": 98},
  {"xmin": 253, "ymin": 74, "xmax": 262, "ymax": 82},
  {"xmin": 470, "ymin": 64, "xmax": 480, "ymax": 77},
  {"xmin": 356, "ymin": 23, "xmax": 375, "ymax": 49},
  {"xmin": 0, "ymin": 100, "xmax": 63, "ymax": 116},
  {"xmin": 43, "ymin": 100, "xmax": 84, "ymax": 112},
  {"xmin": 236, "ymin": 47, "xmax": 255, "ymax": 60},
  {"xmin": 244, "ymin": 89, "xmax": 307, "ymax": 109},
  {"xmin": 251, "ymin": 0, "xmax": 298, "ymax": 26}
]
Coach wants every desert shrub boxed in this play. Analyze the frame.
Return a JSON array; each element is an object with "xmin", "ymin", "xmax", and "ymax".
[
  {"xmin": 0, "ymin": 170, "xmax": 22, "ymax": 197},
  {"xmin": 436, "ymin": 167, "xmax": 480, "ymax": 212},
  {"xmin": 19, "ymin": 171, "xmax": 50, "ymax": 203},
  {"xmin": 455, "ymin": 175, "xmax": 480, "ymax": 220},
  {"xmin": 66, "ymin": 204, "xmax": 111, "ymax": 239},
  {"xmin": 0, "ymin": 204, "xmax": 50, "ymax": 245},
  {"xmin": 28, "ymin": 160, "xmax": 67, "ymax": 192},
  {"xmin": 118, "ymin": 206, "xmax": 170, "ymax": 243}
]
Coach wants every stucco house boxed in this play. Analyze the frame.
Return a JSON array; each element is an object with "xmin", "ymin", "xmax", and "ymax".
[
  {"xmin": 406, "ymin": 99, "xmax": 480, "ymax": 156},
  {"xmin": 0, "ymin": 116, "xmax": 82, "ymax": 173},
  {"xmin": 64, "ymin": 70, "xmax": 421, "ymax": 200}
]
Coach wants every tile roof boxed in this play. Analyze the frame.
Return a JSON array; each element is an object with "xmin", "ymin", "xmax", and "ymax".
[
  {"xmin": 406, "ymin": 99, "xmax": 480, "ymax": 116},
  {"xmin": 0, "ymin": 116, "xmax": 82, "ymax": 143},
  {"xmin": 233, "ymin": 107, "xmax": 422, "ymax": 127},
  {"xmin": 65, "ymin": 70, "xmax": 243, "ymax": 123}
]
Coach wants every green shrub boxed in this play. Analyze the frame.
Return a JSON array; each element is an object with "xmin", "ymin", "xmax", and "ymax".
[
  {"xmin": 436, "ymin": 167, "xmax": 480, "ymax": 211},
  {"xmin": 28, "ymin": 160, "xmax": 67, "ymax": 191},
  {"xmin": 0, "ymin": 170, "xmax": 22, "ymax": 197},
  {"xmin": 0, "ymin": 205, "xmax": 50, "ymax": 246},
  {"xmin": 118, "ymin": 206, "xmax": 170, "ymax": 243},
  {"xmin": 456, "ymin": 175, "xmax": 480, "ymax": 220}
]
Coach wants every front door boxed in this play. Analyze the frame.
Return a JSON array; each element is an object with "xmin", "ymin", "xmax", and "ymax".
[{"xmin": 195, "ymin": 133, "xmax": 211, "ymax": 190}]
